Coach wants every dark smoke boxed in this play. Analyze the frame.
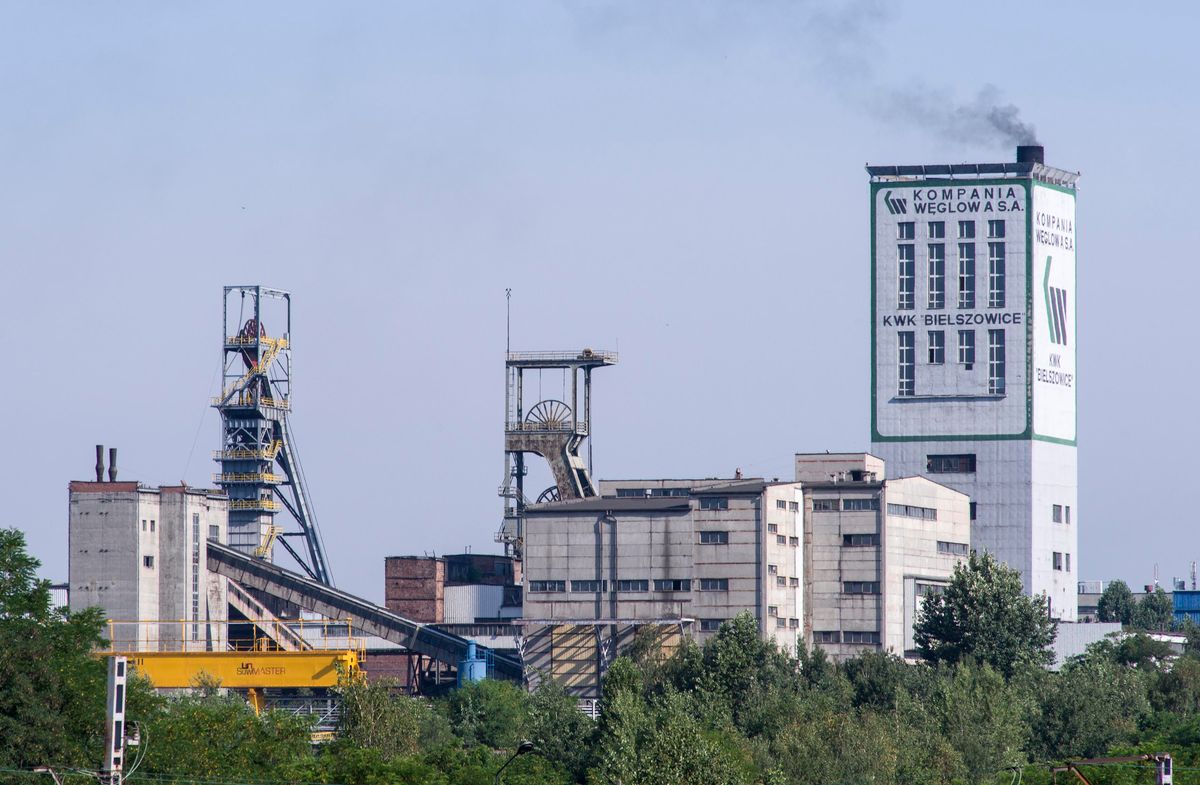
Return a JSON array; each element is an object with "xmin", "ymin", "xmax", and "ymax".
[{"xmin": 875, "ymin": 84, "xmax": 1039, "ymax": 148}]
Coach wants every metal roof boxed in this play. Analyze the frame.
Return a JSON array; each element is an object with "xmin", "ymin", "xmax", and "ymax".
[
  {"xmin": 524, "ymin": 497, "xmax": 691, "ymax": 514},
  {"xmin": 866, "ymin": 161, "xmax": 1079, "ymax": 188}
]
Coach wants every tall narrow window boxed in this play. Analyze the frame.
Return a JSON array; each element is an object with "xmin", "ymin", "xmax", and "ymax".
[
  {"xmin": 988, "ymin": 329, "xmax": 1006, "ymax": 394},
  {"xmin": 928, "ymin": 221, "xmax": 945, "ymax": 239},
  {"xmin": 898, "ymin": 331, "xmax": 915, "ymax": 397},
  {"xmin": 898, "ymin": 221, "xmax": 914, "ymax": 240},
  {"xmin": 928, "ymin": 330, "xmax": 944, "ymax": 364},
  {"xmin": 927, "ymin": 244, "xmax": 945, "ymax": 309},
  {"xmin": 987, "ymin": 219, "xmax": 1006, "ymax": 239},
  {"xmin": 898, "ymin": 244, "xmax": 915, "ymax": 310},
  {"xmin": 988, "ymin": 242, "xmax": 1006, "ymax": 308},
  {"xmin": 958, "ymin": 329, "xmax": 975, "ymax": 369},
  {"xmin": 957, "ymin": 243, "xmax": 976, "ymax": 308},
  {"xmin": 958, "ymin": 220, "xmax": 975, "ymax": 239}
]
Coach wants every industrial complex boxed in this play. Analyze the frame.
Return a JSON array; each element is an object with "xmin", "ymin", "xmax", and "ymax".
[{"xmin": 62, "ymin": 145, "xmax": 1095, "ymax": 720}]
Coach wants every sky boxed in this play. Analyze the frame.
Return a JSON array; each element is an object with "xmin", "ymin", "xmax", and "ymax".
[{"xmin": 3, "ymin": 1, "xmax": 1198, "ymax": 603}]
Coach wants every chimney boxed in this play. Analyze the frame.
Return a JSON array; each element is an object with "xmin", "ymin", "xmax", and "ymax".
[
  {"xmin": 1016, "ymin": 144, "xmax": 1044, "ymax": 165},
  {"xmin": 108, "ymin": 448, "xmax": 118, "ymax": 482},
  {"xmin": 95, "ymin": 445, "xmax": 105, "ymax": 483}
]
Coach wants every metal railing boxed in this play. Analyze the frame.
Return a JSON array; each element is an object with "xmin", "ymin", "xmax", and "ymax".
[
  {"xmin": 215, "ymin": 472, "xmax": 284, "ymax": 485},
  {"xmin": 505, "ymin": 421, "xmax": 588, "ymax": 434},
  {"xmin": 213, "ymin": 441, "xmax": 284, "ymax": 461},
  {"xmin": 229, "ymin": 499, "xmax": 281, "ymax": 511},
  {"xmin": 211, "ymin": 394, "xmax": 291, "ymax": 411},
  {"xmin": 506, "ymin": 349, "xmax": 617, "ymax": 363},
  {"xmin": 102, "ymin": 617, "xmax": 365, "ymax": 654}
]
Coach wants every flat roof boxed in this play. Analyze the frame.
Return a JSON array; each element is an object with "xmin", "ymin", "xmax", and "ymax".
[
  {"xmin": 866, "ymin": 161, "xmax": 1079, "ymax": 188},
  {"xmin": 525, "ymin": 497, "xmax": 691, "ymax": 515}
]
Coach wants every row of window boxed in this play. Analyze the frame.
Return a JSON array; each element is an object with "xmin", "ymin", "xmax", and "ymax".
[
  {"xmin": 774, "ymin": 499, "xmax": 801, "ymax": 511},
  {"xmin": 529, "ymin": 578, "xmax": 732, "ymax": 593},
  {"xmin": 614, "ymin": 487, "xmax": 691, "ymax": 498},
  {"xmin": 141, "ymin": 519, "xmax": 156, "ymax": 532},
  {"xmin": 886, "ymin": 502, "xmax": 938, "ymax": 521},
  {"xmin": 937, "ymin": 541, "xmax": 969, "ymax": 556},
  {"xmin": 698, "ymin": 497, "xmax": 729, "ymax": 510},
  {"xmin": 898, "ymin": 220, "xmax": 1006, "ymax": 241},
  {"xmin": 699, "ymin": 530, "xmax": 799, "ymax": 546},
  {"xmin": 1052, "ymin": 504, "xmax": 1073, "ymax": 524},
  {"xmin": 812, "ymin": 497, "xmax": 880, "ymax": 512},
  {"xmin": 898, "ymin": 329, "xmax": 1005, "ymax": 397},
  {"xmin": 897, "ymin": 241, "xmax": 1006, "ymax": 310},
  {"xmin": 814, "ymin": 630, "xmax": 880, "ymax": 645},
  {"xmin": 1052, "ymin": 552, "xmax": 1073, "ymax": 572},
  {"xmin": 843, "ymin": 581, "xmax": 881, "ymax": 594}
]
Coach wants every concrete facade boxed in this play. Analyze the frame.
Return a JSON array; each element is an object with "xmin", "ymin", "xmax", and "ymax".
[
  {"xmin": 798, "ymin": 453, "xmax": 971, "ymax": 659},
  {"xmin": 868, "ymin": 153, "xmax": 1079, "ymax": 619},
  {"xmin": 524, "ymin": 479, "xmax": 804, "ymax": 649},
  {"xmin": 68, "ymin": 481, "xmax": 228, "ymax": 651}
]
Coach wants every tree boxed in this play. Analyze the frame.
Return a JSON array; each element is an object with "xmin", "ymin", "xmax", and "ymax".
[
  {"xmin": 1033, "ymin": 650, "xmax": 1149, "ymax": 759},
  {"xmin": 1098, "ymin": 579, "xmax": 1136, "ymax": 625},
  {"xmin": 1132, "ymin": 588, "xmax": 1174, "ymax": 631},
  {"xmin": 913, "ymin": 551, "xmax": 1056, "ymax": 676},
  {"xmin": 442, "ymin": 676, "xmax": 530, "ymax": 749}
]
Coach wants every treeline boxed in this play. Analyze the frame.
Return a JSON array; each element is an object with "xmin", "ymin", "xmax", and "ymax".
[{"xmin": 6, "ymin": 527, "xmax": 1200, "ymax": 785}]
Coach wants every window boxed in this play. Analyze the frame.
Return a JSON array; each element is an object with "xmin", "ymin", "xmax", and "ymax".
[
  {"xmin": 615, "ymin": 487, "xmax": 645, "ymax": 497},
  {"xmin": 571, "ymin": 580, "xmax": 607, "ymax": 592},
  {"xmin": 1066, "ymin": 553, "xmax": 1072, "ymax": 572},
  {"xmin": 617, "ymin": 579, "xmax": 649, "ymax": 592},
  {"xmin": 988, "ymin": 242, "xmax": 1006, "ymax": 308},
  {"xmin": 789, "ymin": 501, "xmax": 799, "ymax": 511},
  {"xmin": 789, "ymin": 577, "xmax": 800, "ymax": 587},
  {"xmin": 776, "ymin": 534, "xmax": 787, "ymax": 545},
  {"xmin": 937, "ymin": 541, "xmax": 969, "ymax": 557},
  {"xmin": 776, "ymin": 499, "xmax": 787, "ymax": 510},
  {"xmin": 843, "ymin": 498, "xmax": 880, "ymax": 511},
  {"xmin": 789, "ymin": 536, "xmax": 799, "ymax": 547},
  {"xmin": 143, "ymin": 555, "xmax": 154, "ymax": 569},
  {"xmin": 988, "ymin": 219, "xmax": 1005, "ymax": 239},
  {"xmin": 843, "ymin": 533, "xmax": 880, "ymax": 547},
  {"xmin": 699, "ymin": 531, "xmax": 729, "ymax": 544},
  {"xmin": 776, "ymin": 617, "xmax": 787, "ymax": 628},
  {"xmin": 813, "ymin": 498, "xmax": 839, "ymax": 512},
  {"xmin": 958, "ymin": 329, "xmax": 975, "ymax": 369},
  {"xmin": 988, "ymin": 329, "xmax": 1006, "ymax": 394},
  {"xmin": 616, "ymin": 487, "xmax": 692, "ymax": 498},
  {"xmin": 898, "ymin": 221, "xmax": 914, "ymax": 240},
  {"xmin": 776, "ymin": 576, "xmax": 787, "ymax": 587},
  {"xmin": 529, "ymin": 580, "xmax": 566, "ymax": 593},
  {"xmin": 208, "ymin": 524, "xmax": 219, "ymax": 542},
  {"xmin": 1066, "ymin": 506, "xmax": 1072, "ymax": 525},
  {"xmin": 699, "ymin": 619, "xmax": 723, "ymax": 632},
  {"xmin": 699, "ymin": 578, "xmax": 729, "ymax": 591},
  {"xmin": 814, "ymin": 631, "xmax": 841, "ymax": 644},
  {"xmin": 768, "ymin": 564, "xmax": 778, "ymax": 575},
  {"xmin": 1052, "ymin": 504, "xmax": 1063, "ymax": 523},
  {"xmin": 150, "ymin": 520, "xmax": 156, "ymax": 532},
  {"xmin": 916, "ymin": 582, "xmax": 945, "ymax": 597},
  {"xmin": 928, "ymin": 221, "xmax": 945, "ymax": 239},
  {"xmin": 1053, "ymin": 552, "xmax": 1063, "ymax": 571},
  {"xmin": 928, "ymin": 330, "xmax": 945, "ymax": 364},
  {"xmin": 898, "ymin": 331, "xmax": 915, "ymax": 396},
  {"xmin": 844, "ymin": 631, "xmax": 881, "ymax": 645},
  {"xmin": 767, "ymin": 523, "xmax": 778, "ymax": 533},
  {"xmin": 843, "ymin": 581, "xmax": 881, "ymax": 595},
  {"xmin": 970, "ymin": 502, "xmax": 978, "ymax": 520},
  {"xmin": 898, "ymin": 244, "xmax": 915, "ymax": 310},
  {"xmin": 958, "ymin": 220, "xmax": 975, "ymax": 239},
  {"xmin": 654, "ymin": 578, "xmax": 691, "ymax": 592},
  {"xmin": 928, "ymin": 243, "xmax": 945, "ymax": 309},
  {"xmin": 768, "ymin": 605, "xmax": 778, "ymax": 617},
  {"xmin": 788, "ymin": 618, "xmax": 799, "ymax": 629},
  {"xmin": 141, "ymin": 520, "xmax": 146, "ymax": 532},
  {"xmin": 957, "ymin": 243, "xmax": 975, "ymax": 308},
  {"xmin": 699, "ymin": 497, "xmax": 729, "ymax": 511},
  {"xmin": 886, "ymin": 503, "xmax": 938, "ymax": 520},
  {"xmin": 927, "ymin": 453, "xmax": 977, "ymax": 473}
]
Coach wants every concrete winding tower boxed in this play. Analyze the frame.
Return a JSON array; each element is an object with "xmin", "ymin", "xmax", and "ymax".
[
  {"xmin": 213, "ymin": 286, "xmax": 332, "ymax": 585},
  {"xmin": 498, "ymin": 349, "xmax": 617, "ymax": 557}
]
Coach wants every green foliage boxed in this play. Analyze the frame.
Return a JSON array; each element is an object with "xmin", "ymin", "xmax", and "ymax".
[
  {"xmin": 1033, "ymin": 649, "xmax": 1148, "ymax": 759},
  {"xmin": 527, "ymin": 678, "xmax": 595, "ymax": 781},
  {"xmin": 1098, "ymin": 579, "xmax": 1136, "ymax": 624},
  {"xmin": 933, "ymin": 661, "xmax": 1030, "ymax": 783},
  {"xmin": 914, "ymin": 550, "xmax": 1057, "ymax": 676},
  {"xmin": 444, "ymin": 676, "xmax": 531, "ymax": 749},
  {"xmin": 1132, "ymin": 588, "xmax": 1174, "ymax": 631},
  {"xmin": 334, "ymin": 674, "xmax": 431, "ymax": 759}
]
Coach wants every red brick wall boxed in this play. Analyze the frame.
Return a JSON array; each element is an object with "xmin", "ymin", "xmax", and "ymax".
[{"xmin": 383, "ymin": 557, "xmax": 444, "ymax": 623}]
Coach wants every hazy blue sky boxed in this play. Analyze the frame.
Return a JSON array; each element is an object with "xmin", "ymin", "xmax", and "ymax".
[{"xmin": 4, "ymin": 1, "xmax": 1197, "ymax": 602}]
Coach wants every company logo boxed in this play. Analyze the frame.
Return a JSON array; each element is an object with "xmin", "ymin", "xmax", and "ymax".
[
  {"xmin": 236, "ymin": 662, "xmax": 286, "ymax": 677},
  {"xmin": 1043, "ymin": 256, "xmax": 1068, "ymax": 346},
  {"xmin": 882, "ymin": 190, "xmax": 908, "ymax": 215}
]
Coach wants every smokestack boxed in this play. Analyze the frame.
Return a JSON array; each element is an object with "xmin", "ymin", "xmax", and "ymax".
[
  {"xmin": 95, "ymin": 445, "xmax": 105, "ymax": 483},
  {"xmin": 1016, "ymin": 144, "xmax": 1044, "ymax": 165},
  {"xmin": 108, "ymin": 448, "xmax": 118, "ymax": 482}
]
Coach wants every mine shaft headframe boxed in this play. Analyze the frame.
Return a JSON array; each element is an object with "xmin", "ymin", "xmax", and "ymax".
[{"xmin": 1052, "ymin": 754, "xmax": 1173, "ymax": 785}]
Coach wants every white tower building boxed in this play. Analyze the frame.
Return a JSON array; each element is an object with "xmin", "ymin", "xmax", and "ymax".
[{"xmin": 867, "ymin": 145, "xmax": 1079, "ymax": 619}]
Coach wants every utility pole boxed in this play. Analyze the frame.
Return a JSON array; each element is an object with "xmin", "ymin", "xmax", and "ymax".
[{"xmin": 101, "ymin": 656, "xmax": 129, "ymax": 785}]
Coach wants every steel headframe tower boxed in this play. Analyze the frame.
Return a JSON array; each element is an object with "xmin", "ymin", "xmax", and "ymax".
[
  {"xmin": 497, "ymin": 348, "xmax": 617, "ymax": 557},
  {"xmin": 213, "ymin": 286, "xmax": 332, "ymax": 585}
]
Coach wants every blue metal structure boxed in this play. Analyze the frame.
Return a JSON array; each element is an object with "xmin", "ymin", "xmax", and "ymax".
[{"xmin": 213, "ymin": 286, "xmax": 332, "ymax": 586}]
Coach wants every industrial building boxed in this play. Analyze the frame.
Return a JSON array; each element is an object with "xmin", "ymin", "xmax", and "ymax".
[
  {"xmin": 797, "ymin": 453, "xmax": 971, "ymax": 658},
  {"xmin": 868, "ymin": 145, "xmax": 1080, "ymax": 619},
  {"xmin": 68, "ymin": 449, "xmax": 229, "ymax": 651}
]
